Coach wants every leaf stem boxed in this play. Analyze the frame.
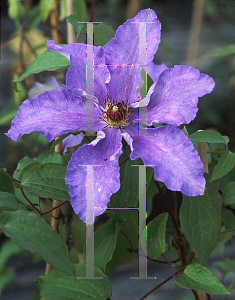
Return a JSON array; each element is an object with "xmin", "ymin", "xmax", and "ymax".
[
  {"xmin": 119, "ymin": 156, "xmax": 130, "ymax": 166},
  {"xmin": 215, "ymin": 245, "xmax": 226, "ymax": 260},
  {"xmin": 41, "ymin": 201, "xmax": 69, "ymax": 216},
  {"xmin": 20, "ymin": 186, "xmax": 41, "ymax": 215}
]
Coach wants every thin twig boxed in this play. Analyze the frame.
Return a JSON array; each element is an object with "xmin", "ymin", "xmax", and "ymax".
[
  {"xmin": 154, "ymin": 180, "xmax": 187, "ymax": 267},
  {"xmin": 139, "ymin": 272, "xmax": 178, "ymax": 300},
  {"xmin": 121, "ymin": 230, "xmax": 133, "ymax": 249},
  {"xmin": 215, "ymin": 245, "xmax": 226, "ymax": 260}
]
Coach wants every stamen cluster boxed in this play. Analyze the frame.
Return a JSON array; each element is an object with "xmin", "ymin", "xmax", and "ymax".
[{"xmin": 100, "ymin": 94, "xmax": 132, "ymax": 128}]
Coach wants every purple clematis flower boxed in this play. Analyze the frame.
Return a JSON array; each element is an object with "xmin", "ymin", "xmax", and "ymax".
[{"xmin": 6, "ymin": 9, "xmax": 215, "ymax": 224}]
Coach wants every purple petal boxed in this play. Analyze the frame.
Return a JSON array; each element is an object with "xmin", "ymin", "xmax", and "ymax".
[
  {"xmin": 63, "ymin": 133, "xmax": 84, "ymax": 154},
  {"xmin": 47, "ymin": 41, "xmax": 110, "ymax": 103},
  {"xmin": 105, "ymin": 9, "xmax": 161, "ymax": 104},
  {"xmin": 28, "ymin": 76, "xmax": 68, "ymax": 99},
  {"xmin": 6, "ymin": 89, "xmax": 102, "ymax": 142},
  {"xmin": 123, "ymin": 124, "xmax": 205, "ymax": 196},
  {"xmin": 147, "ymin": 62, "xmax": 168, "ymax": 82},
  {"xmin": 147, "ymin": 65, "xmax": 215, "ymax": 126},
  {"xmin": 65, "ymin": 128, "xmax": 122, "ymax": 224}
]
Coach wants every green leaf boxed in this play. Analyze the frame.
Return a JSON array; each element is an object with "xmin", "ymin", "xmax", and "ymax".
[
  {"xmin": 106, "ymin": 211, "xmax": 138, "ymax": 276},
  {"xmin": 83, "ymin": 223, "xmax": 117, "ymax": 273},
  {"xmin": 108, "ymin": 158, "xmax": 140, "ymax": 209},
  {"xmin": 226, "ymin": 257, "xmax": 235, "ymax": 273},
  {"xmin": 180, "ymin": 175, "xmax": 221, "ymax": 266},
  {"xmin": 74, "ymin": 0, "xmax": 87, "ymax": 22},
  {"xmin": 14, "ymin": 152, "xmax": 63, "ymax": 181},
  {"xmin": 142, "ymin": 212, "xmax": 168, "ymax": 259},
  {"xmin": 174, "ymin": 263, "xmax": 229, "ymax": 295},
  {"xmin": 211, "ymin": 151, "xmax": 235, "ymax": 182},
  {"xmin": 0, "ymin": 163, "xmax": 5, "ymax": 170},
  {"xmin": 93, "ymin": 23, "xmax": 115, "ymax": 46},
  {"xmin": 0, "ymin": 104, "xmax": 18, "ymax": 126},
  {"xmin": 36, "ymin": 264, "xmax": 112, "ymax": 300},
  {"xmin": 189, "ymin": 130, "xmax": 226, "ymax": 144},
  {"xmin": 20, "ymin": 162, "xmax": 70, "ymax": 200},
  {"xmin": 202, "ymin": 45, "xmax": 235, "ymax": 58},
  {"xmin": 0, "ymin": 171, "xmax": 14, "ymax": 194},
  {"xmin": 67, "ymin": 14, "xmax": 84, "ymax": 35},
  {"xmin": 222, "ymin": 208, "xmax": 235, "ymax": 235},
  {"xmin": 222, "ymin": 182, "xmax": 235, "ymax": 206},
  {"xmin": 0, "ymin": 239, "xmax": 21, "ymax": 269},
  {"xmin": 11, "ymin": 50, "xmax": 70, "ymax": 90},
  {"xmin": 0, "ymin": 268, "xmax": 15, "ymax": 296},
  {"xmin": 0, "ymin": 192, "xmax": 26, "ymax": 211},
  {"xmin": 39, "ymin": 0, "xmax": 54, "ymax": 21},
  {"xmin": 3, "ymin": 210, "xmax": 75, "ymax": 275}
]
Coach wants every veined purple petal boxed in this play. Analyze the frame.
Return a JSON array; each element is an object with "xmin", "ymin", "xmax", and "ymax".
[
  {"xmin": 147, "ymin": 62, "xmax": 168, "ymax": 82},
  {"xmin": 123, "ymin": 124, "xmax": 206, "ymax": 196},
  {"xmin": 65, "ymin": 128, "xmax": 122, "ymax": 224},
  {"xmin": 47, "ymin": 41, "xmax": 110, "ymax": 104},
  {"xmin": 105, "ymin": 9, "xmax": 161, "ymax": 104},
  {"xmin": 28, "ymin": 76, "xmax": 68, "ymax": 99},
  {"xmin": 147, "ymin": 65, "xmax": 215, "ymax": 126},
  {"xmin": 6, "ymin": 89, "xmax": 102, "ymax": 142},
  {"xmin": 63, "ymin": 132, "xmax": 84, "ymax": 154}
]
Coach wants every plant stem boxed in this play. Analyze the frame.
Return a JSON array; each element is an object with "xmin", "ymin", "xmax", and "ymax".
[
  {"xmin": 192, "ymin": 289, "xmax": 200, "ymax": 300},
  {"xmin": 185, "ymin": 0, "xmax": 205, "ymax": 67},
  {"xmin": 89, "ymin": 0, "xmax": 96, "ymax": 22}
]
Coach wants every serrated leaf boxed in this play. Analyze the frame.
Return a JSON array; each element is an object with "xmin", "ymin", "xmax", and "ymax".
[
  {"xmin": 222, "ymin": 182, "xmax": 235, "ymax": 206},
  {"xmin": 226, "ymin": 257, "xmax": 235, "ymax": 273},
  {"xmin": 180, "ymin": 175, "xmax": 221, "ymax": 265},
  {"xmin": 189, "ymin": 130, "xmax": 226, "ymax": 144},
  {"xmin": 202, "ymin": 44, "xmax": 235, "ymax": 58},
  {"xmin": 12, "ymin": 51, "xmax": 70, "ymax": 90},
  {"xmin": 20, "ymin": 162, "xmax": 70, "ymax": 200},
  {"xmin": 66, "ymin": 14, "xmax": 84, "ymax": 35},
  {"xmin": 0, "ymin": 192, "xmax": 26, "ymax": 211},
  {"xmin": 3, "ymin": 210, "xmax": 75, "ymax": 275},
  {"xmin": 174, "ymin": 263, "xmax": 229, "ymax": 295},
  {"xmin": 39, "ymin": 0, "xmax": 54, "ymax": 21},
  {"xmin": 211, "ymin": 151, "xmax": 235, "ymax": 182},
  {"xmin": 83, "ymin": 223, "xmax": 117, "ymax": 273},
  {"xmin": 142, "ymin": 212, "xmax": 168, "ymax": 259},
  {"xmin": 93, "ymin": 23, "xmax": 115, "ymax": 46},
  {"xmin": 36, "ymin": 264, "xmax": 112, "ymax": 300}
]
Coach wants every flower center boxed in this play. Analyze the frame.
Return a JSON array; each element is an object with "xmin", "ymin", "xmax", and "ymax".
[{"xmin": 99, "ymin": 94, "xmax": 132, "ymax": 128}]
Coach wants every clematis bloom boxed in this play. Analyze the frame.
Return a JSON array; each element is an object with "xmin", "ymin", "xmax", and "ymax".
[{"xmin": 6, "ymin": 9, "xmax": 215, "ymax": 224}]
